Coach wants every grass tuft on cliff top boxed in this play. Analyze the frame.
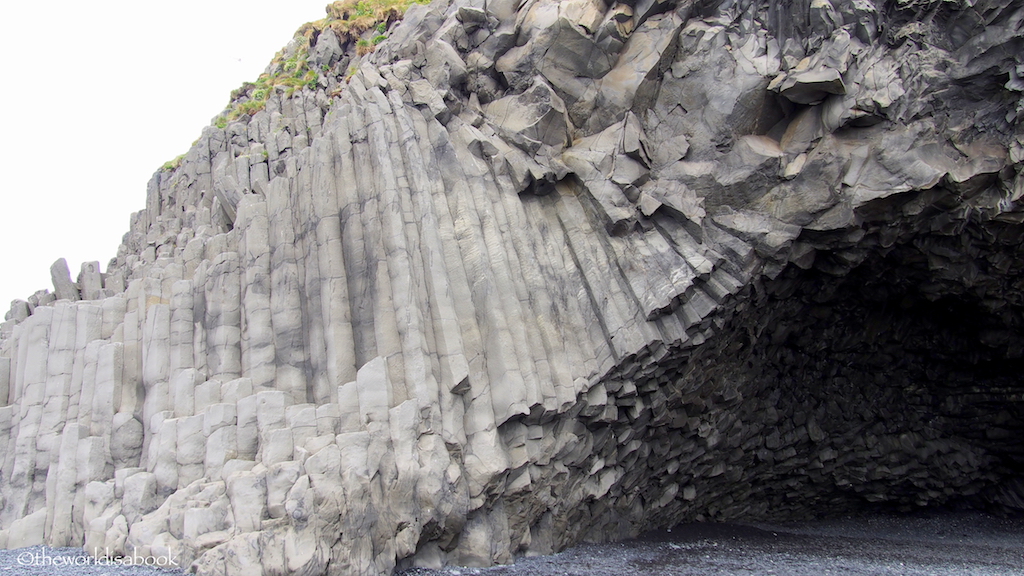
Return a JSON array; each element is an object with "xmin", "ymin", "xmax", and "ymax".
[
  {"xmin": 160, "ymin": 154, "xmax": 185, "ymax": 172},
  {"xmin": 211, "ymin": 0, "xmax": 429, "ymax": 130}
]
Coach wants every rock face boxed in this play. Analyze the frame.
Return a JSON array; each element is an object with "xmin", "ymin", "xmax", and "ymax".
[{"xmin": 1, "ymin": 0, "xmax": 1023, "ymax": 574}]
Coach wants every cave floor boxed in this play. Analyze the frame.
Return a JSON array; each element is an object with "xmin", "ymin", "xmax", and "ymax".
[{"xmin": 400, "ymin": 511, "xmax": 1024, "ymax": 576}]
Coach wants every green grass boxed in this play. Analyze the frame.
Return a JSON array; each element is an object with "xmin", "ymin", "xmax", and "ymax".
[
  {"xmin": 161, "ymin": 154, "xmax": 185, "ymax": 172},
  {"xmin": 345, "ymin": 64, "xmax": 359, "ymax": 82},
  {"xmin": 324, "ymin": 0, "xmax": 429, "ymax": 35},
  {"xmin": 213, "ymin": 0, "xmax": 429, "ymax": 128}
]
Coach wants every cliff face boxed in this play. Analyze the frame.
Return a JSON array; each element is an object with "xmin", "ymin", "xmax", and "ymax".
[{"xmin": 1, "ymin": 0, "xmax": 1023, "ymax": 574}]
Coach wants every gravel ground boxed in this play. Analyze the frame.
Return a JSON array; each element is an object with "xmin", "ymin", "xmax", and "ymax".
[
  {"xmin": 1, "ymin": 511, "xmax": 1021, "ymax": 575},
  {"xmin": 399, "ymin": 511, "xmax": 1024, "ymax": 576}
]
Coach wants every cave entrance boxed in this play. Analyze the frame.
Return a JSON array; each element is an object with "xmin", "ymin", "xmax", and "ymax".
[
  {"xmin": 729, "ymin": 219, "xmax": 1024, "ymax": 516},
  {"xmin": 590, "ymin": 213, "xmax": 1024, "ymax": 529}
]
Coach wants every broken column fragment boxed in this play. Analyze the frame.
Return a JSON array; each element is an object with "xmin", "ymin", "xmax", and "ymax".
[{"xmin": 50, "ymin": 258, "xmax": 80, "ymax": 302}]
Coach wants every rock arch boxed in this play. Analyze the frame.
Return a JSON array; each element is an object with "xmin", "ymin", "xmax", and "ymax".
[{"xmin": 1, "ymin": 0, "xmax": 1022, "ymax": 574}]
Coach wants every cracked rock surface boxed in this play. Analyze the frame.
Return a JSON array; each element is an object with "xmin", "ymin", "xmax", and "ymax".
[{"xmin": 1, "ymin": 0, "xmax": 1023, "ymax": 575}]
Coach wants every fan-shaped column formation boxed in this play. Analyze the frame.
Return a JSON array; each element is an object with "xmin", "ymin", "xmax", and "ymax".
[{"xmin": 0, "ymin": 0, "xmax": 1023, "ymax": 574}]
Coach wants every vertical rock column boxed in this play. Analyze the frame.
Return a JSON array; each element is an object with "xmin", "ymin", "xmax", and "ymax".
[
  {"xmin": 355, "ymin": 93, "xmax": 406, "ymax": 403},
  {"xmin": 31, "ymin": 304, "xmax": 76, "ymax": 547},
  {"xmin": 50, "ymin": 259, "xmax": 80, "ymax": 302},
  {"xmin": 427, "ymin": 119, "xmax": 512, "ymax": 505},
  {"xmin": 205, "ymin": 249, "xmax": 242, "ymax": 383},
  {"xmin": 119, "ymin": 291, "xmax": 144, "ymax": 439},
  {"xmin": 39, "ymin": 303, "xmax": 78, "ymax": 469},
  {"xmin": 0, "ymin": 356, "xmax": 9, "ymax": 406},
  {"xmin": 376, "ymin": 92, "xmax": 439, "ymax": 413},
  {"xmin": 237, "ymin": 197, "xmax": 276, "ymax": 392},
  {"xmin": 47, "ymin": 416, "xmax": 84, "ymax": 547},
  {"xmin": 141, "ymin": 277, "xmax": 172, "ymax": 431},
  {"xmin": 134, "ymin": 276, "xmax": 175, "ymax": 498},
  {"xmin": 292, "ymin": 156, "xmax": 331, "ymax": 405},
  {"xmin": 310, "ymin": 137, "xmax": 357, "ymax": 402},
  {"xmin": 169, "ymin": 279, "xmax": 200, "ymax": 421},
  {"xmin": 53, "ymin": 303, "xmax": 108, "ymax": 548},
  {"xmin": 0, "ymin": 308, "xmax": 52, "ymax": 541},
  {"xmin": 42, "ymin": 303, "xmax": 98, "ymax": 547},
  {"xmin": 72, "ymin": 340, "xmax": 104, "ymax": 537},
  {"xmin": 191, "ymin": 260, "xmax": 210, "ymax": 382},
  {"xmin": 391, "ymin": 99, "xmax": 471, "ymax": 404},
  {"xmin": 335, "ymin": 113, "xmax": 376, "ymax": 373},
  {"xmin": 266, "ymin": 177, "xmax": 309, "ymax": 404},
  {"xmin": 168, "ymin": 280, "xmax": 196, "ymax": 381},
  {"xmin": 66, "ymin": 341, "xmax": 124, "ymax": 522},
  {"xmin": 78, "ymin": 262, "xmax": 104, "ymax": 301},
  {"xmin": 91, "ymin": 343, "xmax": 124, "ymax": 457}
]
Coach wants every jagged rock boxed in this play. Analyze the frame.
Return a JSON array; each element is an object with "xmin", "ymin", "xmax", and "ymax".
[
  {"xmin": 78, "ymin": 261, "xmax": 104, "ymax": 301},
  {"xmin": 769, "ymin": 30, "xmax": 855, "ymax": 105},
  {"xmin": 310, "ymin": 29, "xmax": 343, "ymax": 70},
  {"xmin": 4, "ymin": 300, "xmax": 30, "ymax": 323},
  {"xmin": 484, "ymin": 79, "xmax": 571, "ymax": 154},
  {"xmin": 771, "ymin": 66, "xmax": 846, "ymax": 104},
  {"xmin": 49, "ymin": 258, "xmax": 80, "ymax": 301},
  {"xmin": 1, "ymin": 0, "xmax": 1023, "ymax": 575}
]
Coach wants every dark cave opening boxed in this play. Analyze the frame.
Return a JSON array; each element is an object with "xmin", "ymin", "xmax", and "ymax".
[
  {"xmin": 738, "ymin": 234, "xmax": 1024, "ymax": 516},
  {"xmin": 569, "ymin": 222, "xmax": 1024, "ymax": 536},
  {"xmin": 558, "ymin": 198, "xmax": 1024, "ymax": 548}
]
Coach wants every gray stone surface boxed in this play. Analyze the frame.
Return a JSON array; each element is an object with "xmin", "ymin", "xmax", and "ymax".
[
  {"xmin": 49, "ymin": 259, "xmax": 79, "ymax": 302},
  {"xmin": 1, "ymin": 0, "xmax": 1023, "ymax": 575},
  {"xmin": 77, "ymin": 262, "xmax": 104, "ymax": 301}
]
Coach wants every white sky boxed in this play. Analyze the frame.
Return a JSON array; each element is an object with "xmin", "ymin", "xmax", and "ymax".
[{"xmin": 0, "ymin": 1, "xmax": 330, "ymax": 313}]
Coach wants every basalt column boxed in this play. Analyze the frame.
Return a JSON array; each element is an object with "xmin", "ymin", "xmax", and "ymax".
[{"xmin": 0, "ymin": 0, "xmax": 1022, "ymax": 575}]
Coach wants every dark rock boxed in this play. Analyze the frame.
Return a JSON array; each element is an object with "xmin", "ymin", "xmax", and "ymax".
[{"xmin": 2, "ymin": 1, "xmax": 1024, "ymax": 575}]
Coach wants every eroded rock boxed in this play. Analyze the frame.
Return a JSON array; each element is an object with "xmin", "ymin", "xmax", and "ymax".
[{"xmin": 1, "ymin": 1, "xmax": 1023, "ymax": 575}]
